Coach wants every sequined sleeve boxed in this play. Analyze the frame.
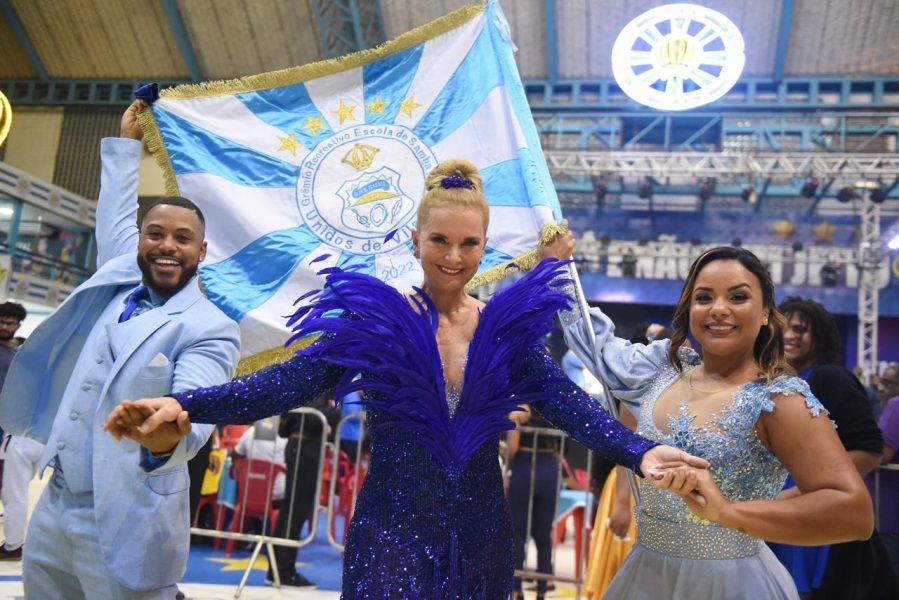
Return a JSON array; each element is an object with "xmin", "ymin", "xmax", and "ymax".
[
  {"xmin": 525, "ymin": 348, "xmax": 658, "ymax": 473},
  {"xmin": 563, "ymin": 307, "xmax": 698, "ymax": 413},
  {"xmin": 172, "ymin": 352, "xmax": 344, "ymax": 424}
]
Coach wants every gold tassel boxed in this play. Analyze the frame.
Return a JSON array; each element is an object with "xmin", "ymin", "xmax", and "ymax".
[{"xmin": 465, "ymin": 221, "xmax": 568, "ymax": 292}]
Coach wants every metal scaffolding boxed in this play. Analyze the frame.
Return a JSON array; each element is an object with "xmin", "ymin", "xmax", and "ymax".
[
  {"xmin": 857, "ymin": 192, "xmax": 883, "ymax": 379},
  {"xmin": 544, "ymin": 150, "xmax": 899, "ymax": 182}
]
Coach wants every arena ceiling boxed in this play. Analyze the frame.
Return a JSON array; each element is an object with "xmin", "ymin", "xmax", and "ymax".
[{"xmin": 1, "ymin": 0, "xmax": 897, "ymax": 84}]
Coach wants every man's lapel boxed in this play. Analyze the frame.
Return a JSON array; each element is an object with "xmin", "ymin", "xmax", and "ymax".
[{"xmin": 102, "ymin": 278, "xmax": 204, "ymax": 394}]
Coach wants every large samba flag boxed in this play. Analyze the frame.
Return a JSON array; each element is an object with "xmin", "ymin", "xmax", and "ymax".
[{"xmin": 138, "ymin": 0, "xmax": 562, "ymax": 373}]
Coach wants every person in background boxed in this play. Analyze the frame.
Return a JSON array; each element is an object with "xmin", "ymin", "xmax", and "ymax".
[
  {"xmin": 264, "ymin": 396, "xmax": 330, "ymax": 589},
  {"xmin": 232, "ymin": 418, "xmax": 287, "ymax": 503},
  {"xmin": 0, "ymin": 301, "xmax": 42, "ymax": 561},
  {"xmin": 854, "ymin": 365, "xmax": 883, "ymax": 420},
  {"xmin": 770, "ymin": 296, "xmax": 896, "ymax": 600},
  {"xmin": 868, "ymin": 365, "xmax": 899, "ymax": 585},
  {"xmin": 507, "ymin": 404, "xmax": 561, "ymax": 600}
]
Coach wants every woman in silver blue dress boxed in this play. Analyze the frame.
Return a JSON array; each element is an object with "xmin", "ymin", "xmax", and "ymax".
[{"xmin": 565, "ymin": 246, "xmax": 874, "ymax": 600}]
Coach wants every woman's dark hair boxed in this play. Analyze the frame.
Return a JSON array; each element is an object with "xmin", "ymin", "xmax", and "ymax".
[
  {"xmin": 668, "ymin": 246, "xmax": 788, "ymax": 381},
  {"xmin": 778, "ymin": 296, "xmax": 842, "ymax": 366}
]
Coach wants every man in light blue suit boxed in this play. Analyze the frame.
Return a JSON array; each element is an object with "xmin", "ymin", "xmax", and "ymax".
[{"xmin": 0, "ymin": 100, "xmax": 241, "ymax": 599}]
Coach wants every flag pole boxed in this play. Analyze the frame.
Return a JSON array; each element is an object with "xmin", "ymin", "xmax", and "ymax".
[{"xmin": 565, "ymin": 261, "xmax": 642, "ymax": 504}]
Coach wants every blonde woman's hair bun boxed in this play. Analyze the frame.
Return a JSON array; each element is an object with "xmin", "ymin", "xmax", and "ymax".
[{"xmin": 416, "ymin": 158, "xmax": 489, "ymax": 230}]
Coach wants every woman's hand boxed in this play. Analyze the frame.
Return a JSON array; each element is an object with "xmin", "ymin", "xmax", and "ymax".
[
  {"xmin": 640, "ymin": 445, "xmax": 710, "ymax": 502},
  {"xmin": 608, "ymin": 501, "xmax": 632, "ymax": 539},
  {"xmin": 540, "ymin": 219, "xmax": 575, "ymax": 260},
  {"xmin": 676, "ymin": 467, "xmax": 732, "ymax": 524}
]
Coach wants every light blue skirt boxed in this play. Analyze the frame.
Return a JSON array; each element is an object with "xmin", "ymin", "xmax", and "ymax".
[{"xmin": 604, "ymin": 542, "xmax": 799, "ymax": 600}]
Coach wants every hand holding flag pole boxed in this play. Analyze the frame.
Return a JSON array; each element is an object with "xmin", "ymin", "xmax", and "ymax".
[{"xmin": 540, "ymin": 223, "xmax": 643, "ymax": 505}]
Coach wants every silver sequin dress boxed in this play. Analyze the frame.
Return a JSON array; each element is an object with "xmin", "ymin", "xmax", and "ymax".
[{"xmin": 565, "ymin": 309, "xmax": 826, "ymax": 600}]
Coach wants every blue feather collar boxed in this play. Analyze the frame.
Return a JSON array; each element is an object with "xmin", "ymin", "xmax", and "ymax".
[{"xmin": 286, "ymin": 258, "xmax": 573, "ymax": 470}]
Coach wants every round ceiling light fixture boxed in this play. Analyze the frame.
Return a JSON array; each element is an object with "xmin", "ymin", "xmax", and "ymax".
[
  {"xmin": 0, "ymin": 90, "xmax": 12, "ymax": 149},
  {"xmin": 611, "ymin": 3, "xmax": 745, "ymax": 111}
]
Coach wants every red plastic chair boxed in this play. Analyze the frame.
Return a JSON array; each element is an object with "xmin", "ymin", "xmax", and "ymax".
[
  {"xmin": 335, "ymin": 456, "xmax": 367, "ymax": 542},
  {"xmin": 220, "ymin": 424, "xmax": 250, "ymax": 452},
  {"xmin": 224, "ymin": 458, "xmax": 286, "ymax": 557}
]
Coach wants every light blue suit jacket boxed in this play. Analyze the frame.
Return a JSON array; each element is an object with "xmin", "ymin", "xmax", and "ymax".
[{"xmin": 0, "ymin": 137, "xmax": 241, "ymax": 590}]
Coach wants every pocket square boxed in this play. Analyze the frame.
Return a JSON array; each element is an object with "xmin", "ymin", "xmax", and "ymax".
[{"xmin": 148, "ymin": 353, "xmax": 170, "ymax": 367}]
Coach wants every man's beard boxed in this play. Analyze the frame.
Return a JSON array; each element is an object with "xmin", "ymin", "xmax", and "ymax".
[
  {"xmin": 0, "ymin": 330, "xmax": 13, "ymax": 341},
  {"xmin": 137, "ymin": 254, "xmax": 198, "ymax": 298}
]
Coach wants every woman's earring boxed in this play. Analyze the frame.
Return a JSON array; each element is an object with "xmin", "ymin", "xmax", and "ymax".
[{"xmin": 414, "ymin": 247, "xmax": 420, "ymax": 258}]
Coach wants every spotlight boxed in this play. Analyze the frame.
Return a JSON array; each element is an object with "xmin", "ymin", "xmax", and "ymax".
[
  {"xmin": 599, "ymin": 234, "xmax": 611, "ymax": 246},
  {"xmin": 637, "ymin": 178, "xmax": 653, "ymax": 200},
  {"xmin": 870, "ymin": 187, "xmax": 887, "ymax": 204},
  {"xmin": 698, "ymin": 179, "xmax": 715, "ymax": 201},
  {"xmin": 732, "ymin": 238, "xmax": 743, "ymax": 247},
  {"xmin": 741, "ymin": 186, "xmax": 757, "ymax": 204},
  {"xmin": 792, "ymin": 241, "xmax": 804, "ymax": 252},
  {"xmin": 820, "ymin": 262, "xmax": 839, "ymax": 287},
  {"xmin": 836, "ymin": 187, "xmax": 857, "ymax": 203},
  {"xmin": 690, "ymin": 236, "xmax": 702, "ymax": 246},
  {"xmin": 889, "ymin": 233, "xmax": 899, "ymax": 250},
  {"xmin": 800, "ymin": 177, "xmax": 820, "ymax": 199},
  {"xmin": 638, "ymin": 237, "xmax": 650, "ymax": 246}
]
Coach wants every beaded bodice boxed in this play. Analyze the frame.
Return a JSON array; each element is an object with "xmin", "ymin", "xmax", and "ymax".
[{"xmin": 634, "ymin": 361, "xmax": 825, "ymax": 559}]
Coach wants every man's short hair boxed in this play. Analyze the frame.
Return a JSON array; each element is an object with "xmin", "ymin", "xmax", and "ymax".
[
  {"xmin": 0, "ymin": 301, "xmax": 27, "ymax": 322},
  {"xmin": 137, "ymin": 196, "xmax": 206, "ymax": 230}
]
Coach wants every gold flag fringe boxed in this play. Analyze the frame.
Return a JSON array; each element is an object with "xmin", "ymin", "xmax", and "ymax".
[
  {"xmin": 235, "ymin": 335, "xmax": 319, "ymax": 379},
  {"xmin": 234, "ymin": 221, "xmax": 570, "ymax": 375},
  {"xmin": 157, "ymin": 3, "xmax": 485, "ymax": 101},
  {"xmin": 465, "ymin": 221, "xmax": 568, "ymax": 291},
  {"xmin": 136, "ymin": 107, "xmax": 181, "ymax": 197}
]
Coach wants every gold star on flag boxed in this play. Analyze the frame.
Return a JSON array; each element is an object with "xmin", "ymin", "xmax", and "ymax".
[
  {"xmin": 366, "ymin": 96, "xmax": 389, "ymax": 116},
  {"xmin": 303, "ymin": 116, "xmax": 326, "ymax": 137},
  {"xmin": 399, "ymin": 95, "xmax": 422, "ymax": 118},
  {"xmin": 332, "ymin": 100, "xmax": 357, "ymax": 124},
  {"xmin": 276, "ymin": 133, "xmax": 302, "ymax": 156}
]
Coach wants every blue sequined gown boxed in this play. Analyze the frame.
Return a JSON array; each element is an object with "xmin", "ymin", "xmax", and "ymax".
[
  {"xmin": 565, "ymin": 309, "xmax": 826, "ymax": 600},
  {"xmin": 173, "ymin": 261, "xmax": 656, "ymax": 599}
]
